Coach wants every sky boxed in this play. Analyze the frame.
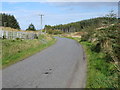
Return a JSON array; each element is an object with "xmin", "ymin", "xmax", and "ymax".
[{"xmin": 1, "ymin": 1, "xmax": 119, "ymax": 30}]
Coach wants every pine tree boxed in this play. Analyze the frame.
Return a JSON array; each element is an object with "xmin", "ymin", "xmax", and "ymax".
[
  {"xmin": 26, "ymin": 23, "xmax": 36, "ymax": 31},
  {"xmin": 0, "ymin": 13, "xmax": 20, "ymax": 29}
]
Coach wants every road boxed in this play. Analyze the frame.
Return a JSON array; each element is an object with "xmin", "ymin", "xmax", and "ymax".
[{"xmin": 2, "ymin": 37, "xmax": 86, "ymax": 88}]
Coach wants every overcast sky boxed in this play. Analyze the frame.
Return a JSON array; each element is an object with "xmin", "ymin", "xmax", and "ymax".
[{"xmin": 1, "ymin": 1, "xmax": 119, "ymax": 30}]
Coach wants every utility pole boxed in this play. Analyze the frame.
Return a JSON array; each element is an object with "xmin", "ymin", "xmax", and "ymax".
[
  {"xmin": 118, "ymin": 1, "xmax": 120, "ymax": 23},
  {"xmin": 39, "ymin": 14, "xmax": 44, "ymax": 34}
]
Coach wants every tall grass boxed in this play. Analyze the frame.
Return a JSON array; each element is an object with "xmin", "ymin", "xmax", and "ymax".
[{"xmin": 81, "ymin": 42, "xmax": 119, "ymax": 88}]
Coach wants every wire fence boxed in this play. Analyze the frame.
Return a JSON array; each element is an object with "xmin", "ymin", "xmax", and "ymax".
[{"xmin": 0, "ymin": 30, "xmax": 40, "ymax": 40}]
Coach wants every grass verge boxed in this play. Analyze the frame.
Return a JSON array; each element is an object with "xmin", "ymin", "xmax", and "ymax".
[
  {"xmin": 63, "ymin": 36, "xmax": 119, "ymax": 88},
  {"xmin": 81, "ymin": 41, "xmax": 119, "ymax": 88},
  {"xmin": 1, "ymin": 34, "xmax": 56, "ymax": 69}
]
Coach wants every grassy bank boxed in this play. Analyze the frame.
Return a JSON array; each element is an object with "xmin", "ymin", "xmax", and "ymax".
[
  {"xmin": 1, "ymin": 34, "xmax": 56, "ymax": 68},
  {"xmin": 63, "ymin": 36, "xmax": 119, "ymax": 88},
  {"xmin": 81, "ymin": 42, "xmax": 118, "ymax": 88}
]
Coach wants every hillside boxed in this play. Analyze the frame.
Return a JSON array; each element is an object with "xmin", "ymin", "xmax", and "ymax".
[
  {"xmin": 82, "ymin": 23, "xmax": 119, "ymax": 88},
  {"xmin": 45, "ymin": 17, "xmax": 118, "ymax": 33},
  {"xmin": 82, "ymin": 23, "xmax": 120, "ymax": 63}
]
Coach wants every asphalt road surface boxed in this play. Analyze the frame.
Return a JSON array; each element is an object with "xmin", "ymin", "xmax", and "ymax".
[{"xmin": 2, "ymin": 37, "xmax": 86, "ymax": 88}]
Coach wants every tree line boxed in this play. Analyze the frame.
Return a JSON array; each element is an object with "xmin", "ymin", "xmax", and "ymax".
[
  {"xmin": 0, "ymin": 13, "xmax": 20, "ymax": 29},
  {"xmin": 44, "ymin": 17, "xmax": 118, "ymax": 33}
]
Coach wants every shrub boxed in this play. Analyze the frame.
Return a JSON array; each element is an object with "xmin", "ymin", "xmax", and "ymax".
[
  {"xmin": 81, "ymin": 34, "xmax": 89, "ymax": 41},
  {"xmin": 16, "ymin": 38, "xmax": 20, "ymax": 40},
  {"xmin": 11, "ymin": 40, "xmax": 15, "ymax": 42},
  {"xmin": 47, "ymin": 29, "xmax": 63, "ymax": 35},
  {"xmin": 3, "ymin": 35, "xmax": 6, "ymax": 39},
  {"xmin": 91, "ymin": 43, "xmax": 101, "ymax": 53},
  {"xmin": 34, "ymin": 34, "xmax": 38, "ymax": 39},
  {"xmin": 104, "ymin": 53, "xmax": 113, "ymax": 62}
]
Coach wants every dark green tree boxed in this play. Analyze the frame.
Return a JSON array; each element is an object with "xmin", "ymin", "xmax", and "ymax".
[
  {"xmin": 26, "ymin": 23, "xmax": 36, "ymax": 31},
  {"xmin": 0, "ymin": 13, "xmax": 20, "ymax": 29}
]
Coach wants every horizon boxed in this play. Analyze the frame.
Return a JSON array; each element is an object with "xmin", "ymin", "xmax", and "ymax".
[{"xmin": 1, "ymin": 2, "xmax": 118, "ymax": 30}]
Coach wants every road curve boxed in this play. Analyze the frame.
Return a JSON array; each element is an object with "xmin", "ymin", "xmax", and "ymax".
[{"xmin": 2, "ymin": 37, "xmax": 86, "ymax": 88}]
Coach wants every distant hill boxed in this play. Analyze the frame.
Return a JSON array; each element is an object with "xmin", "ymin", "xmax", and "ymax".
[{"xmin": 45, "ymin": 17, "xmax": 118, "ymax": 33}]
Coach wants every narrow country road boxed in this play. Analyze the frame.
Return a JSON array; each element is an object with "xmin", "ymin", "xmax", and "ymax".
[{"xmin": 2, "ymin": 37, "xmax": 86, "ymax": 88}]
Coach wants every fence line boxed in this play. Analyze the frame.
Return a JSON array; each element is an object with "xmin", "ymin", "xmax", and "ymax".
[{"xmin": 0, "ymin": 30, "xmax": 40, "ymax": 40}]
